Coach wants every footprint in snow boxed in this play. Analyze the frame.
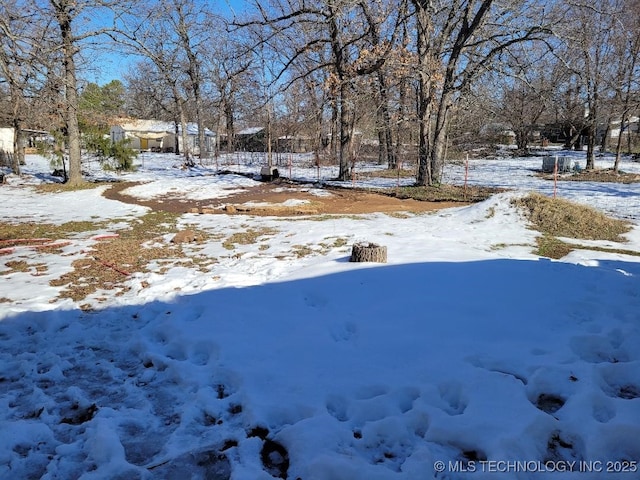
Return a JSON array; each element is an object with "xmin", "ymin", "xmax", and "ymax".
[
  {"xmin": 598, "ymin": 362, "xmax": 640, "ymax": 400},
  {"xmin": 570, "ymin": 333, "xmax": 631, "ymax": 364},
  {"xmin": 591, "ymin": 395, "xmax": 616, "ymax": 423},
  {"xmin": 437, "ymin": 382, "xmax": 468, "ymax": 416},
  {"xmin": 326, "ymin": 386, "xmax": 421, "ymax": 427}
]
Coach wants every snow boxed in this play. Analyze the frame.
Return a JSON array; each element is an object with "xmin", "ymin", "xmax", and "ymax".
[
  {"xmin": 0, "ymin": 152, "xmax": 639, "ymax": 479},
  {"xmin": 120, "ymin": 174, "xmax": 258, "ymax": 202}
]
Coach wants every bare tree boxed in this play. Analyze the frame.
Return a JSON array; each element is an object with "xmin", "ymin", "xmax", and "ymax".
[
  {"xmin": 556, "ymin": 1, "xmax": 621, "ymax": 170},
  {"xmin": 447, "ymin": 78, "xmax": 501, "ymax": 152},
  {"xmin": 392, "ymin": 22, "xmax": 416, "ymax": 168},
  {"xmin": 164, "ymin": 0, "xmax": 213, "ymax": 161},
  {"xmin": 124, "ymin": 62, "xmax": 175, "ymax": 120},
  {"xmin": 48, "ymin": 0, "xmax": 83, "ymax": 182},
  {"xmin": 113, "ymin": 6, "xmax": 197, "ymax": 165},
  {"xmin": 356, "ymin": 0, "xmax": 408, "ymax": 169},
  {"xmin": 410, "ymin": 0, "xmax": 552, "ymax": 186},
  {"xmin": 45, "ymin": 0, "xmax": 127, "ymax": 183},
  {"xmin": 0, "ymin": 1, "xmax": 46, "ymax": 174},
  {"xmin": 197, "ymin": 19, "xmax": 245, "ymax": 155},
  {"xmin": 497, "ymin": 45, "xmax": 555, "ymax": 152},
  {"xmin": 285, "ymin": 51, "xmax": 332, "ymax": 165},
  {"xmin": 215, "ymin": 48, "xmax": 254, "ymax": 154},
  {"xmin": 236, "ymin": 0, "xmax": 396, "ymax": 180},
  {"xmin": 547, "ymin": 63, "xmax": 588, "ymax": 150},
  {"xmin": 610, "ymin": 0, "xmax": 640, "ymax": 171},
  {"xmin": 6, "ymin": 0, "xmax": 137, "ymax": 184}
]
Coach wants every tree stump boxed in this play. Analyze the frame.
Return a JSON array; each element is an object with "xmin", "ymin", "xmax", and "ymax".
[{"xmin": 350, "ymin": 242, "xmax": 387, "ymax": 263}]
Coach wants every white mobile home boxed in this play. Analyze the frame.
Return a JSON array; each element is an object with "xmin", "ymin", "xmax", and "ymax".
[
  {"xmin": 110, "ymin": 120, "xmax": 216, "ymax": 155},
  {"xmin": 110, "ymin": 120, "xmax": 175, "ymax": 152}
]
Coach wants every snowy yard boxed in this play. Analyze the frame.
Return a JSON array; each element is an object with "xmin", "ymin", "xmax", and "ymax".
[{"xmin": 0, "ymin": 152, "xmax": 639, "ymax": 479}]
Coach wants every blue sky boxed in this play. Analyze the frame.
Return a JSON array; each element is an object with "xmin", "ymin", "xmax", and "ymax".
[{"xmin": 83, "ymin": 0, "xmax": 248, "ymax": 86}]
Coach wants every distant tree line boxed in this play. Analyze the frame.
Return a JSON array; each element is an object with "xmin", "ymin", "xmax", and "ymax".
[{"xmin": 1, "ymin": 0, "xmax": 639, "ymax": 184}]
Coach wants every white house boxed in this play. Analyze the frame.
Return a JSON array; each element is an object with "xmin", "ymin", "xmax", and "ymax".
[
  {"xmin": 0, "ymin": 127, "xmax": 14, "ymax": 154},
  {"xmin": 0, "ymin": 127, "xmax": 14, "ymax": 169},
  {"xmin": 110, "ymin": 119, "xmax": 216, "ymax": 155},
  {"xmin": 110, "ymin": 120, "xmax": 175, "ymax": 152},
  {"xmin": 177, "ymin": 123, "xmax": 217, "ymax": 155},
  {"xmin": 609, "ymin": 116, "xmax": 639, "ymax": 139}
]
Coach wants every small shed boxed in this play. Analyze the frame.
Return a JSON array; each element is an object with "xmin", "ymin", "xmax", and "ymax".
[
  {"xmin": 277, "ymin": 135, "xmax": 314, "ymax": 153},
  {"xmin": 236, "ymin": 127, "xmax": 266, "ymax": 152}
]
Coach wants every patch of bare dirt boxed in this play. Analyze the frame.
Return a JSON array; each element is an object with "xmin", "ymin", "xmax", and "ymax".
[{"xmin": 103, "ymin": 178, "xmax": 469, "ymax": 216}]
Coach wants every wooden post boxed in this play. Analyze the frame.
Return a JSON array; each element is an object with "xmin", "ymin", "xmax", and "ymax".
[
  {"xmin": 554, "ymin": 155, "xmax": 558, "ymax": 199},
  {"xmin": 464, "ymin": 154, "xmax": 469, "ymax": 200}
]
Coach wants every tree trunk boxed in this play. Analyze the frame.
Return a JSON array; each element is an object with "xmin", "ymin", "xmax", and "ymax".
[
  {"xmin": 429, "ymin": 99, "xmax": 451, "ymax": 184},
  {"xmin": 56, "ymin": 2, "xmax": 83, "ymax": 185},
  {"xmin": 600, "ymin": 118, "xmax": 611, "ymax": 153},
  {"xmin": 613, "ymin": 114, "xmax": 627, "ymax": 173},
  {"xmin": 179, "ymin": 107, "xmax": 192, "ymax": 166},
  {"xmin": 224, "ymin": 101, "xmax": 235, "ymax": 154},
  {"xmin": 304, "ymin": 76, "xmax": 324, "ymax": 168},
  {"xmin": 196, "ymin": 99, "xmax": 207, "ymax": 161},
  {"xmin": 414, "ymin": 4, "xmax": 433, "ymax": 187},
  {"xmin": 170, "ymin": 82, "xmax": 191, "ymax": 166},
  {"xmin": 330, "ymin": 99, "xmax": 338, "ymax": 164},
  {"xmin": 337, "ymin": 84, "xmax": 353, "ymax": 181},
  {"xmin": 377, "ymin": 71, "xmax": 396, "ymax": 169},
  {"xmin": 394, "ymin": 73, "xmax": 409, "ymax": 171},
  {"xmin": 191, "ymin": 70, "xmax": 207, "ymax": 161},
  {"xmin": 377, "ymin": 128, "xmax": 386, "ymax": 165},
  {"xmin": 174, "ymin": 121, "xmax": 180, "ymax": 155},
  {"xmin": 11, "ymin": 121, "xmax": 23, "ymax": 175},
  {"xmin": 337, "ymin": 95, "xmax": 351, "ymax": 181},
  {"xmin": 10, "ymin": 86, "xmax": 22, "ymax": 175},
  {"xmin": 585, "ymin": 120, "xmax": 596, "ymax": 170},
  {"xmin": 515, "ymin": 128, "xmax": 529, "ymax": 151}
]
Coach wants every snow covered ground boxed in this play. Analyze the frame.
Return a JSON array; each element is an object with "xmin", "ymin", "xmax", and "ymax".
[{"xmin": 0, "ymin": 152, "xmax": 639, "ymax": 480}]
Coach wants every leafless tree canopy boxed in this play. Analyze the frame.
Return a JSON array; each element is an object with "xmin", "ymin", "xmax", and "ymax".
[{"xmin": 1, "ymin": 0, "xmax": 640, "ymax": 181}]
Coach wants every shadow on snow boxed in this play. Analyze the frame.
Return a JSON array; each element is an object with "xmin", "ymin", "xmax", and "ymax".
[{"xmin": 0, "ymin": 258, "xmax": 638, "ymax": 479}]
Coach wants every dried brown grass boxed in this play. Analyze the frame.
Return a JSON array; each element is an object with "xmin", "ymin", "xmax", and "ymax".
[
  {"xmin": 48, "ymin": 212, "xmax": 188, "ymax": 302},
  {"xmin": 0, "ymin": 220, "xmax": 110, "ymax": 244},
  {"xmin": 382, "ymin": 184, "xmax": 502, "ymax": 203},
  {"xmin": 538, "ymin": 168, "xmax": 640, "ymax": 184},
  {"xmin": 512, "ymin": 193, "xmax": 636, "ymax": 259},
  {"xmin": 222, "ymin": 227, "xmax": 279, "ymax": 250},
  {"xmin": 512, "ymin": 193, "xmax": 632, "ymax": 242}
]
